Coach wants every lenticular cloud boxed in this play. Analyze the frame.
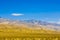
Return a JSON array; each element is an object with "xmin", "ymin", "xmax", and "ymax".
[{"xmin": 11, "ymin": 13, "xmax": 24, "ymax": 16}]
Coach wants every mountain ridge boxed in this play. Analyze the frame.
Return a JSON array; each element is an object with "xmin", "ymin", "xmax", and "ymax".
[{"xmin": 0, "ymin": 18, "xmax": 60, "ymax": 32}]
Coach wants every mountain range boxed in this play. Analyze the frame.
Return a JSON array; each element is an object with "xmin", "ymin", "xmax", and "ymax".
[{"xmin": 0, "ymin": 17, "xmax": 60, "ymax": 33}]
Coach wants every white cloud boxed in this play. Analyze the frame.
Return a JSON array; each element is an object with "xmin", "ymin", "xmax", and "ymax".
[{"xmin": 11, "ymin": 13, "xmax": 24, "ymax": 16}]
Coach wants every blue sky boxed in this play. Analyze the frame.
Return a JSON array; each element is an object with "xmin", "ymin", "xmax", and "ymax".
[{"xmin": 0, "ymin": 0, "xmax": 60, "ymax": 23}]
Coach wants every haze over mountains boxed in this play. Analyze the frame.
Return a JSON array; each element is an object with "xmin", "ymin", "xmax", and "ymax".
[{"xmin": 0, "ymin": 17, "xmax": 60, "ymax": 32}]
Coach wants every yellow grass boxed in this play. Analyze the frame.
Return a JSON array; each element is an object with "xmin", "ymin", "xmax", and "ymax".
[{"xmin": 0, "ymin": 24, "xmax": 60, "ymax": 40}]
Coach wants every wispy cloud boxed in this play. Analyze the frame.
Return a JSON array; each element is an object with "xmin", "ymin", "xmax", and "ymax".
[{"xmin": 11, "ymin": 13, "xmax": 24, "ymax": 16}]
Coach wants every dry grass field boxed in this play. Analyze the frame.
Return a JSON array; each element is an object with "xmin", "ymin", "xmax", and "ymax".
[{"xmin": 0, "ymin": 24, "xmax": 60, "ymax": 40}]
